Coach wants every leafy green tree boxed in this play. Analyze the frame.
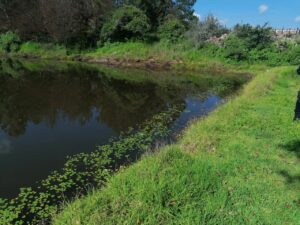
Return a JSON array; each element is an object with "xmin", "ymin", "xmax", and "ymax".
[
  {"xmin": 39, "ymin": 0, "xmax": 114, "ymax": 45},
  {"xmin": 116, "ymin": 0, "xmax": 196, "ymax": 29},
  {"xmin": 116, "ymin": 0, "xmax": 171, "ymax": 29},
  {"xmin": 100, "ymin": 5, "xmax": 150, "ymax": 43},
  {"xmin": 158, "ymin": 17, "xmax": 185, "ymax": 43},
  {"xmin": 223, "ymin": 34, "xmax": 248, "ymax": 61},
  {"xmin": 172, "ymin": 0, "xmax": 197, "ymax": 26},
  {"xmin": 233, "ymin": 23, "xmax": 274, "ymax": 50},
  {"xmin": 0, "ymin": 0, "xmax": 114, "ymax": 45}
]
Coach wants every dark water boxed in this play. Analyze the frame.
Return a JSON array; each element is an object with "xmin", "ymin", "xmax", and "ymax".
[{"xmin": 0, "ymin": 59, "xmax": 247, "ymax": 198}]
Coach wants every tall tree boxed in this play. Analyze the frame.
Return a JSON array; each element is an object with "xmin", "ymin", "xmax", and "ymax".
[
  {"xmin": 39, "ymin": 0, "xmax": 114, "ymax": 44},
  {"xmin": 0, "ymin": 0, "xmax": 114, "ymax": 44},
  {"xmin": 0, "ymin": 0, "xmax": 11, "ymax": 31},
  {"xmin": 173, "ymin": 0, "xmax": 196, "ymax": 25},
  {"xmin": 116, "ymin": 0, "xmax": 196, "ymax": 29}
]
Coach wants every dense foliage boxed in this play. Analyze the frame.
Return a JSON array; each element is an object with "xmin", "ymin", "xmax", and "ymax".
[
  {"xmin": 0, "ymin": 0, "xmax": 197, "ymax": 46},
  {"xmin": 158, "ymin": 17, "xmax": 186, "ymax": 43},
  {"xmin": 116, "ymin": 0, "xmax": 196, "ymax": 29},
  {"xmin": 0, "ymin": 0, "xmax": 114, "ymax": 45},
  {"xmin": 100, "ymin": 5, "xmax": 150, "ymax": 43},
  {"xmin": 217, "ymin": 24, "xmax": 300, "ymax": 65},
  {"xmin": 0, "ymin": 31, "xmax": 21, "ymax": 53},
  {"xmin": 222, "ymin": 34, "xmax": 248, "ymax": 61},
  {"xmin": 1, "ymin": 0, "xmax": 299, "ymax": 66},
  {"xmin": 233, "ymin": 24, "xmax": 274, "ymax": 50}
]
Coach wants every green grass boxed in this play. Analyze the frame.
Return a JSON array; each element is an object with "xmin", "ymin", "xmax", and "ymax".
[
  {"xmin": 3, "ymin": 41, "xmax": 287, "ymax": 72},
  {"xmin": 6, "ymin": 41, "xmax": 227, "ymax": 69},
  {"xmin": 17, "ymin": 42, "xmax": 68, "ymax": 59},
  {"xmin": 53, "ymin": 67, "xmax": 300, "ymax": 225},
  {"xmin": 86, "ymin": 42, "xmax": 230, "ymax": 69}
]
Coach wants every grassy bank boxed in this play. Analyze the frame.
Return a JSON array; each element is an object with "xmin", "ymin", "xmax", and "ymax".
[
  {"xmin": 2, "ymin": 41, "xmax": 274, "ymax": 72},
  {"xmin": 54, "ymin": 66, "xmax": 300, "ymax": 225}
]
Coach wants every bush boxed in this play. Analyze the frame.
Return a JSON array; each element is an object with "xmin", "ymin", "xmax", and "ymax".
[
  {"xmin": 281, "ymin": 44, "xmax": 300, "ymax": 65},
  {"xmin": 233, "ymin": 24, "xmax": 274, "ymax": 50},
  {"xmin": 158, "ymin": 17, "xmax": 186, "ymax": 43},
  {"xmin": 0, "ymin": 31, "xmax": 22, "ymax": 53},
  {"xmin": 223, "ymin": 34, "xmax": 248, "ymax": 61},
  {"xmin": 99, "ymin": 5, "xmax": 150, "ymax": 44}
]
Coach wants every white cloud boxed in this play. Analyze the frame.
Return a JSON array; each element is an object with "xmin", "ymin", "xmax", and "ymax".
[
  {"xmin": 193, "ymin": 12, "xmax": 201, "ymax": 20},
  {"xmin": 295, "ymin": 16, "xmax": 300, "ymax": 23},
  {"xmin": 259, "ymin": 4, "xmax": 269, "ymax": 14}
]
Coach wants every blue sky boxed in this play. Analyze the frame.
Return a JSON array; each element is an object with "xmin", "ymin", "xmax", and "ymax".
[{"xmin": 194, "ymin": 0, "xmax": 300, "ymax": 28}]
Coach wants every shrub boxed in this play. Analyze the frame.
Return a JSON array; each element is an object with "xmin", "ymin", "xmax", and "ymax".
[
  {"xmin": 99, "ymin": 5, "xmax": 150, "ymax": 44},
  {"xmin": 233, "ymin": 24, "xmax": 274, "ymax": 50},
  {"xmin": 282, "ymin": 44, "xmax": 300, "ymax": 65},
  {"xmin": 223, "ymin": 34, "xmax": 248, "ymax": 61},
  {"xmin": 0, "ymin": 31, "xmax": 22, "ymax": 53},
  {"xmin": 158, "ymin": 17, "xmax": 186, "ymax": 43}
]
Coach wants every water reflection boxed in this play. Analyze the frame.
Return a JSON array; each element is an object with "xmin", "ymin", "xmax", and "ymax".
[
  {"xmin": 0, "ymin": 138, "xmax": 10, "ymax": 154},
  {"xmin": 0, "ymin": 61, "xmax": 185, "ymax": 137},
  {"xmin": 0, "ymin": 59, "xmax": 247, "ymax": 198}
]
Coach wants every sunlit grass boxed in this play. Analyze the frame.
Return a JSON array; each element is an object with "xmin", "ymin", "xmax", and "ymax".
[
  {"xmin": 54, "ymin": 67, "xmax": 300, "ymax": 224},
  {"xmin": 18, "ymin": 42, "xmax": 67, "ymax": 58}
]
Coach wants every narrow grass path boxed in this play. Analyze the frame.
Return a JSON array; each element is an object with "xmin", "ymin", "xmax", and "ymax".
[{"xmin": 54, "ymin": 67, "xmax": 300, "ymax": 225}]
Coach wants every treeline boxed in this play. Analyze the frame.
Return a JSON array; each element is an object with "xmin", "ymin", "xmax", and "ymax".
[
  {"xmin": 1, "ymin": 0, "xmax": 300, "ymax": 65},
  {"xmin": 0, "ymin": 0, "xmax": 196, "ymax": 46},
  {"xmin": 0, "ymin": 0, "xmax": 114, "ymax": 44}
]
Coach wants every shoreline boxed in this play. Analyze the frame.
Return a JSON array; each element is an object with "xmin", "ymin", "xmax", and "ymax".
[{"xmin": 54, "ymin": 66, "xmax": 300, "ymax": 225}]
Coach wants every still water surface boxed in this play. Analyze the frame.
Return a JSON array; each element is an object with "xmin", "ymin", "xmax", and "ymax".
[{"xmin": 0, "ymin": 59, "xmax": 247, "ymax": 198}]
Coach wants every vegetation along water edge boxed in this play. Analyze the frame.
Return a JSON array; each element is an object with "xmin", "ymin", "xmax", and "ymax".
[
  {"xmin": 0, "ymin": 59, "xmax": 248, "ymax": 224},
  {"xmin": 54, "ymin": 67, "xmax": 300, "ymax": 225},
  {"xmin": 1, "ymin": 1, "xmax": 300, "ymax": 224}
]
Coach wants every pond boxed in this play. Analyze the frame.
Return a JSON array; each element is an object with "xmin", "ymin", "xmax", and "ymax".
[{"xmin": 0, "ymin": 59, "xmax": 248, "ymax": 199}]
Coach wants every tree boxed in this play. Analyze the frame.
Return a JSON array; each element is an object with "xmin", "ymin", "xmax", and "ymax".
[
  {"xmin": 172, "ymin": 0, "xmax": 197, "ymax": 26},
  {"xmin": 186, "ymin": 14, "xmax": 228, "ymax": 48},
  {"xmin": 223, "ymin": 34, "xmax": 248, "ymax": 61},
  {"xmin": 158, "ymin": 17, "xmax": 185, "ymax": 43},
  {"xmin": 39, "ymin": 0, "xmax": 114, "ymax": 45},
  {"xmin": 116, "ymin": 0, "xmax": 196, "ymax": 29},
  {"xmin": 0, "ymin": 0, "xmax": 11, "ymax": 32},
  {"xmin": 0, "ymin": 0, "xmax": 114, "ymax": 45},
  {"xmin": 0, "ymin": 0, "xmax": 45, "ymax": 39},
  {"xmin": 233, "ymin": 23, "xmax": 274, "ymax": 50},
  {"xmin": 100, "ymin": 5, "xmax": 150, "ymax": 43}
]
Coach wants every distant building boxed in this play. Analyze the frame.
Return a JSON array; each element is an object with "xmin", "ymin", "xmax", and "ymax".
[{"xmin": 274, "ymin": 29, "xmax": 300, "ymax": 37}]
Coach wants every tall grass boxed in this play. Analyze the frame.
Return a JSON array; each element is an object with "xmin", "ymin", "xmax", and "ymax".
[{"xmin": 18, "ymin": 42, "xmax": 68, "ymax": 58}]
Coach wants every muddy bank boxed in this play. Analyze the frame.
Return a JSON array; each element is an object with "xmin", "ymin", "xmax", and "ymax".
[{"xmin": 3, "ymin": 53, "xmax": 181, "ymax": 70}]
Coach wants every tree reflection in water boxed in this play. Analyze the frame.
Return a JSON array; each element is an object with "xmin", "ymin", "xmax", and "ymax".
[
  {"xmin": 0, "ymin": 59, "xmax": 247, "ymax": 137},
  {"xmin": 0, "ymin": 60, "xmax": 188, "ymax": 137},
  {"xmin": 0, "ymin": 59, "xmax": 248, "ymax": 198}
]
